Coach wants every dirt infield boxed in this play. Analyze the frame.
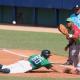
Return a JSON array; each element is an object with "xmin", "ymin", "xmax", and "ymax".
[
  {"xmin": 0, "ymin": 24, "xmax": 60, "ymax": 33},
  {"xmin": 0, "ymin": 49, "xmax": 80, "ymax": 78},
  {"xmin": 0, "ymin": 25, "xmax": 80, "ymax": 78}
]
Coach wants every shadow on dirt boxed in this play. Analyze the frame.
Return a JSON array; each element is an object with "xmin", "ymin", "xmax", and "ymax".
[{"xmin": 25, "ymin": 70, "xmax": 54, "ymax": 73}]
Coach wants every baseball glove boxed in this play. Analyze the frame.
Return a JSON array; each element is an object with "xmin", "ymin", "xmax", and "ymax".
[{"xmin": 58, "ymin": 24, "xmax": 69, "ymax": 36}]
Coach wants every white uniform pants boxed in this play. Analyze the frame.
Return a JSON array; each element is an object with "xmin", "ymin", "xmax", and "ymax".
[
  {"xmin": 76, "ymin": 63, "xmax": 80, "ymax": 71},
  {"xmin": 2, "ymin": 60, "xmax": 32, "ymax": 73}
]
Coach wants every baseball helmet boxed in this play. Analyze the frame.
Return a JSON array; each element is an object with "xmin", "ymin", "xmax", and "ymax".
[
  {"xmin": 66, "ymin": 17, "xmax": 74, "ymax": 23},
  {"xmin": 73, "ymin": 5, "xmax": 80, "ymax": 10},
  {"xmin": 41, "ymin": 50, "xmax": 51, "ymax": 59}
]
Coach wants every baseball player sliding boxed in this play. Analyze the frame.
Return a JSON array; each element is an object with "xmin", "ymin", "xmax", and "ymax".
[{"xmin": 0, "ymin": 50, "xmax": 57, "ymax": 73}]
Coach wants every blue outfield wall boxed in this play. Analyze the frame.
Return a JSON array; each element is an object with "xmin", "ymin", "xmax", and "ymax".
[
  {"xmin": 0, "ymin": 6, "xmax": 15, "ymax": 23},
  {"xmin": 0, "ymin": 0, "xmax": 80, "ymax": 9},
  {"xmin": 0, "ymin": 6, "xmax": 72, "ymax": 27},
  {"xmin": 0, "ymin": 0, "xmax": 79, "ymax": 27},
  {"xmin": 0, "ymin": 6, "xmax": 58, "ymax": 26}
]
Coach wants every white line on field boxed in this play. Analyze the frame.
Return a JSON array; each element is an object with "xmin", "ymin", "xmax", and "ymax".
[{"xmin": 1, "ymin": 49, "xmax": 29, "ymax": 58}]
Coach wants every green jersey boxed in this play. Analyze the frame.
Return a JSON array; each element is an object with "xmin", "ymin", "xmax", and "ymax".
[{"xmin": 28, "ymin": 54, "xmax": 52, "ymax": 70}]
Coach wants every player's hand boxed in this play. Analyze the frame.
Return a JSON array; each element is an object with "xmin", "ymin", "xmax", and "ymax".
[
  {"xmin": 64, "ymin": 46, "xmax": 68, "ymax": 51},
  {"xmin": 50, "ymin": 67, "xmax": 60, "ymax": 73}
]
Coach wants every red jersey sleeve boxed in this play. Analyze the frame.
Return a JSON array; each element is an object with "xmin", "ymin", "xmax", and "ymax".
[{"xmin": 72, "ymin": 25, "xmax": 80, "ymax": 38}]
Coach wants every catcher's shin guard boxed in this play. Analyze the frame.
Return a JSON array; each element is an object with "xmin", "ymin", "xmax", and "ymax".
[{"xmin": 0, "ymin": 68, "xmax": 10, "ymax": 73}]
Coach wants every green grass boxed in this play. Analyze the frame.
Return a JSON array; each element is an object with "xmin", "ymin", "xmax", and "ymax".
[
  {"xmin": 0, "ymin": 29, "xmax": 68, "ymax": 56},
  {"xmin": 53, "ymin": 78, "xmax": 80, "ymax": 80},
  {"xmin": 0, "ymin": 29, "xmax": 79, "ymax": 79},
  {"xmin": 0, "ymin": 76, "xmax": 53, "ymax": 80},
  {"xmin": 0, "ymin": 76, "xmax": 80, "ymax": 80}
]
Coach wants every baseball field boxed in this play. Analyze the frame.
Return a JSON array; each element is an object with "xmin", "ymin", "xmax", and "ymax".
[{"xmin": 0, "ymin": 25, "xmax": 80, "ymax": 80}]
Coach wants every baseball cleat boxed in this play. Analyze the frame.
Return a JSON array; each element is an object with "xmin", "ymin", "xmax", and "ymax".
[
  {"xmin": 75, "ymin": 69, "xmax": 80, "ymax": 75},
  {"xmin": 63, "ymin": 61, "xmax": 73, "ymax": 65},
  {"xmin": 0, "ymin": 68, "xmax": 10, "ymax": 73},
  {"xmin": 0, "ymin": 64, "xmax": 3, "ymax": 69}
]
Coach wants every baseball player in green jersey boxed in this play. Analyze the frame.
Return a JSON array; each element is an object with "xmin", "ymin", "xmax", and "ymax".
[{"xmin": 0, "ymin": 50, "xmax": 57, "ymax": 73}]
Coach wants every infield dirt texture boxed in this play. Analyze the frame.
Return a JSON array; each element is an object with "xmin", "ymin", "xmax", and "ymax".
[{"xmin": 0, "ymin": 25, "xmax": 80, "ymax": 78}]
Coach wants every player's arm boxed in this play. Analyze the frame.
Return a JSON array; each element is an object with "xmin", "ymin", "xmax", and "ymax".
[
  {"xmin": 64, "ymin": 38, "xmax": 74, "ymax": 51},
  {"xmin": 50, "ymin": 66, "xmax": 58, "ymax": 72},
  {"xmin": 64, "ymin": 25, "xmax": 79, "ymax": 51},
  {"xmin": 45, "ymin": 64, "xmax": 58, "ymax": 72},
  {"xmin": 67, "ymin": 25, "xmax": 79, "ymax": 39}
]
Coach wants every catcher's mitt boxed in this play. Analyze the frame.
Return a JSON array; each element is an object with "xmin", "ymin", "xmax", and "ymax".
[{"xmin": 58, "ymin": 24, "xmax": 69, "ymax": 36}]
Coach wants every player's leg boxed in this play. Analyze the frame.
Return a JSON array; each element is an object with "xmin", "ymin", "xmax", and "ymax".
[
  {"xmin": 62, "ymin": 44, "xmax": 80, "ymax": 75},
  {"xmin": 0, "ymin": 60, "xmax": 32, "ymax": 73},
  {"xmin": 67, "ymin": 45, "xmax": 73, "ymax": 64},
  {"xmin": 71, "ymin": 51, "xmax": 77, "ymax": 67},
  {"xmin": 63, "ymin": 43, "xmax": 73, "ymax": 65},
  {"xmin": 5, "ymin": 60, "xmax": 32, "ymax": 73},
  {"xmin": 0, "ymin": 64, "xmax": 3, "ymax": 69},
  {"xmin": 64, "ymin": 48, "xmax": 73, "ymax": 65},
  {"xmin": 72, "ymin": 44, "xmax": 80, "ymax": 67},
  {"xmin": 0, "ymin": 68, "xmax": 10, "ymax": 73},
  {"xmin": 75, "ymin": 63, "xmax": 80, "ymax": 74},
  {"xmin": 75, "ymin": 47, "xmax": 80, "ymax": 74},
  {"xmin": 0, "ymin": 64, "xmax": 10, "ymax": 73}
]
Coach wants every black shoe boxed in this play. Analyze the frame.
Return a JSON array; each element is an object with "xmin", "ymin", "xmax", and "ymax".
[
  {"xmin": 63, "ymin": 62, "xmax": 73, "ymax": 65},
  {"xmin": 75, "ymin": 69, "xmax": 80, "ymax": 75},
  {"xmin": 0, "ymin": 68, "xmax": 10, "ymax": 73},
  {"xmin": 0, "ymin": 64, "xmax": 3, "ymax": 69}
]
